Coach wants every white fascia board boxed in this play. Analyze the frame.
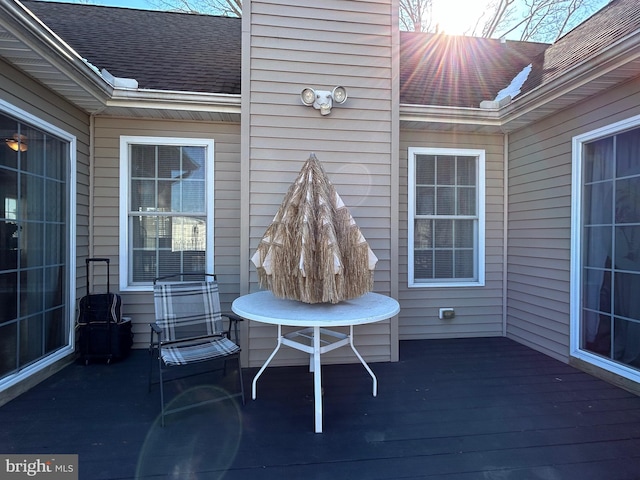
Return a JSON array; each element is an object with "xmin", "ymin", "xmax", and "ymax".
[
  {"xmin": 400, "ymin": 104, "xmax": 502, "ymax": 126},
  {"xmin": 108, "ymin": 88, "xmax": 242, "ymax": 114}
]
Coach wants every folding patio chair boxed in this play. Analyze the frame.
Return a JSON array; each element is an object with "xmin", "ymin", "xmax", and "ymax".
[{"xmin": 149, "ymin": 273, "xmax": 245, "ymax": 426}]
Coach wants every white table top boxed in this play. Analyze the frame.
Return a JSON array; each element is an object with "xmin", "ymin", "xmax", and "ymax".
[{"xmin": 232, "ymin": 290, "xmax": 400, "ymax": 327}]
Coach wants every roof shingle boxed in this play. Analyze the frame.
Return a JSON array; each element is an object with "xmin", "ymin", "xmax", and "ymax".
[
  {"xmin": 20, "ymin": 0, "xmax": 640, "ymax": 107},
  {"xmin": 24, "ymin": 0, "xmax": 242, "ymax": 94}
]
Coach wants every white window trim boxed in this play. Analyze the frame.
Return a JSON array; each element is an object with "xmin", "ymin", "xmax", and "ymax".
[
  {"xmin": 0, "ymin": 99, "xmax": 77, "ymax": 392},
  {"xmin": 407, "ymin": 147, "xmax": 486, "ymax": 288},
  {"xmin": 570, "ymin": 113, "xmax": 640, "ymax": 382},
  {"xmin": 119, "ymin": 136, "xmax": 215, "ymax": 292}
]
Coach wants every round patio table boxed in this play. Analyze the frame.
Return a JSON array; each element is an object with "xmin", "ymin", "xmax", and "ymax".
[{"xmin": 232, "ymin": 290, "xmax": 400, "ymax": 433}]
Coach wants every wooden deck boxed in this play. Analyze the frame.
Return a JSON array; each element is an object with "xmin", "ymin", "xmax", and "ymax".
[{"xmin": 2, "ymin": 337, "xmax": 640, "ymax": 479}]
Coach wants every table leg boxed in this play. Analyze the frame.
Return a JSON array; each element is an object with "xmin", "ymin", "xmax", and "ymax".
[
  {"xmin": 252, "ymin": 324, "xmax": 283, "ymax": 400},
  {"xmin": 313, "ymin": 326, "xmax": 323, "ymax": 433},
  {"xmin": 348, "ymin": 325, "xmax": 378, "ymax": 397}
]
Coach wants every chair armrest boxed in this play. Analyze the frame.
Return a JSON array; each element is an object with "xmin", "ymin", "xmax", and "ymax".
[
  {"xmin": 222, "ymin": 312, "xmax": 244, "ymax": 323},
  {"xmin": 149, "ymin": 322, "xmax": 163, "ymax": 354},
  {"xmin": 222, "ymin": 312, "xmax": 244, "ymax": 344}
]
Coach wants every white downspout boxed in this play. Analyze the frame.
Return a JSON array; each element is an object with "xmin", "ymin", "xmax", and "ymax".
[
  {"xmin": 502, "ymin": 133, "xmax": 509, "ymax": 336},
  {"xmin": 89, "ymin": 114, "xmax": 95, "ymax": 263}
]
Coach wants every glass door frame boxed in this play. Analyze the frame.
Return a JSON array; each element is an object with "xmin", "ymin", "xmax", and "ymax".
[
  {"xmin": 570, "ymin": 113, "xmax": 640, "ymax": 383},
  {"xmin": 0, "ymin": 99, "xmax": 77, "ymax": 393}
]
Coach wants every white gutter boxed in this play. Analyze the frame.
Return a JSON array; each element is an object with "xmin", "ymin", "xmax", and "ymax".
[
  {"xmin": 108, "ymin": 88, "xmax": 242, "ymax": 114},
  {"xmin": 400, "ymin": 104, "xmax": 502, "ymax": 126}
]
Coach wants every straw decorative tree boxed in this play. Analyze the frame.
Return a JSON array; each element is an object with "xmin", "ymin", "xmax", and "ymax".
[{"xmin": 251, "ymin": 153, "xmax": 378, "ymax": 304}]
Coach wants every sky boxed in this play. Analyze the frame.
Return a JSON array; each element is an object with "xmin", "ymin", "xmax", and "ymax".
[
  {"xmin": 41, "ymin": 0, "xmax": 610, "ymax": 39},
  {"xmin": 42, "ymin": 0, "xmax": 497, "ymax": 33}
]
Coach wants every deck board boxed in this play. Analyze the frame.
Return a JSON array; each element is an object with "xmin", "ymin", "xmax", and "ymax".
[{"xmin": 2, "ymin": 337, "xmax": 640, "ymax": 479}]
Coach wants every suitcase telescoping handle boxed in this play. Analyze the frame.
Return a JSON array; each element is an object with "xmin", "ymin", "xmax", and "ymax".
[{"xmin": 86, "ymin": 258, "xmax": 111, "ymax": 295}]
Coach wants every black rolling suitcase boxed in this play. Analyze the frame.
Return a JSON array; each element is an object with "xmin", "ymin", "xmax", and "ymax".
[{"xmin": 77, "ymin": 258, "xmax": 133, "ymax": 364}]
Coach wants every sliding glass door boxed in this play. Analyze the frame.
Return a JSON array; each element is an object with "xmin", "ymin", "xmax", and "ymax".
[
  {"xmin": 0, "ymin": 110, "xmax": 72, "ymax": 382},
  {"xmin": 576, "ymin": 121, "xmax": 640, "ymax": 375}
]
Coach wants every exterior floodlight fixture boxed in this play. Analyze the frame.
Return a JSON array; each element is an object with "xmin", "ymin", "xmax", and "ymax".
[{"xmin": 300, "ymin": 86, "xmax": 348, "ymax": 115}]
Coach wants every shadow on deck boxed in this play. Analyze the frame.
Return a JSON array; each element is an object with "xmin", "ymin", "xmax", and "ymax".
[{"xmin": 1, "ymin": 337, "xmax": 640, "ymax": 479}]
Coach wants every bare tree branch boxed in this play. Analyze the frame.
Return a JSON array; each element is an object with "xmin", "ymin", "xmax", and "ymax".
[
  {"xmin": 149, "ymin": 0, "xmax": 241, "ymax": 16},
  {"xmin": 399, "ymin": 0, "xmax": 434, "ymax": 32}
]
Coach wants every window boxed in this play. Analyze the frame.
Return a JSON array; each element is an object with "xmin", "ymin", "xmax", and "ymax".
[
  {"xmin": 572, "ymin": 116, "xmax": 640, "ymax": 380},
  {"xmin": 119, "ymin": 137, "xmax": 214, "ymax": 290},
  {"xmin": 408, "ymin": 148, "xmax": 485, "ymax": 287},
  {"xmin": 0, "ymin": 100, "xmax": 76, "ymax": 386}
]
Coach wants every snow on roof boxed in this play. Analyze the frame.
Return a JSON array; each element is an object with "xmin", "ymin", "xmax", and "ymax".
[{"xmin": 494, "ymin": 63, "xmax": 532, "ymax": 101}]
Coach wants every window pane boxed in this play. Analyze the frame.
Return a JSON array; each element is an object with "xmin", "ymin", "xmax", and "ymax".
[
  {"xmin": 0, "ymin": 323, "xmax": 17, "ymax": 376},
  {"xmin": 0, "ymin": 272, "xmax": 17, "ymax": 322},
  {"xmin": 22, "ymin": 174, "xmax": 44, "ymax": 221},
  {"xmin": 584, "ymin": 137, "xmax": 613, "ymax": 183},
  {"xmin": 584, "ymin": 181, "xmax": 612, "ymax": 225},
  {"xmin": 414, "ymin": 219, "xmax": 433, "ymax": 248},
  {"xmin": 434, "ymin": 250, "xmax": 453, "ymax": 278},
  {"xmin": 21, "ymin": 128, "xmax": 45, "ymax": 176},
  {"xmin": 436, "ymin": 187, "xmax": 454, "ymax": 215},
  {"xmin": 414, "ymin": 250, "xmax": 432, "ymax": 279},
  {"xmin": 436, "ymin": 156, "xmax": 455, "ymax": 185},
  {"xmin": 158, "ymin": 146, "xmax": 182, "ymax": 179},
  {"xmin": 46, "ymin": 138, "xmax": 66, "ymax": 181},
  {"xmin": 434, "ymin": 219, "xmax": 453, "ymax": 248},
  {"xmin": 613, "ymin": 318, "xmax": 640, "ymax": 367},
  {"xmin": 131, "ymin": 145, "xmax": 156, "ymax": 178},
  {"xmin": 455, "ymin": 250, "xmax": 474, "ymax": 278},
  {"xmin": 158, "ymin": 179, "xmax": 175, "ymax": 211},
  {"xmin": 22, "ymin": 222, "xmax": 44, "ymax": 268},
  {"xmin": 184, "ymin": 147, "xmax": 205, "ymax": 180},
  {"xmin": 46, "ymin": 180, "xmax": 64, "ymax": 222},
  {"xmin": 20, "ymin": 268, "xmax": 43, "ymax": 316},
  {"xmin": 456, "ymin": 156, "xmax": 475, "ymax": 185},
  {"xmin": 20, "ymin": 314, "xmax": 44, "ymax": 366},
  {"xmin": 615, "ymin": 177, "xmax": 640, "ymax": 224},
  {"xmin": 45, "ymin": 308, "xmax": 65, "ymax": 354},
  {"xmin": 583, "ymin": 226, "xmax": 611, "ymax": 268},
  {"xmin": 416, "ymin": 186, "xmax": 434, "ymax": 215},
  {"xmin": 44, "ymin": 265, "xmax": 63, "ymax": 310},
  {"xmin": 181, "ymin": 180, "xmax": 206, "ymax": 213},
  {"xmin": 0, "ymin": 116, "xmax": 19, "ymax": 169},
  {"xmin": 457, "ymin": 186, "xmax": 476, "ymax": 215},
  {"xmin": 131, "ymin": 179, "xmax": 156, "ymax": 211},
  {"xmin": 415, "ymin": 155, "xmax": 435, "ymax": 184},
  {"xmin": 455, "ymin": 220, "xmax": 474, "ymax": 248},
  {"xmin": 46, "ymin": 224, "xmax": 64, "ymax": 265},
  {"xmin": 616, "ymin": 227, "xmax": 640, "ymax": 271},
  {"xmin": 616, "ymin": 127, "xmax": 640, "ymax": 178}
]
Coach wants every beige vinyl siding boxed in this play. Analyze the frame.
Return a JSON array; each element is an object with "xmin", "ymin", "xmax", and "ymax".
[
  {"xmin": 92, "ymin": 117, "xmax": 242, "ymax": 349},
  {"xmin": 244, "ymin": 0, "xmax": 397, "ymax": 367},
  {"xmin": 0, "ymin": 57, "xmax": 90, "ymax": 315},
  {"xmin": 506, "ymin": 78, "xmax": 640, "ymax": 362},
  {"xmin": 398, "ymin": 129, "xmax": 506, "ymax": 339}
]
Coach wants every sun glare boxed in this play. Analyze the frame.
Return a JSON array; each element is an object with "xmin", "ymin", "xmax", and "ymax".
[{"xmin": 432, "ymin": 0, "xmax": 492, "ymax": 36}]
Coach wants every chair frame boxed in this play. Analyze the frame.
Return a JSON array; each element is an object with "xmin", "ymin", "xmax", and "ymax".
[{"xmin": 149, "ymin": 273, "xmax": 245, "ymax": 426}]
